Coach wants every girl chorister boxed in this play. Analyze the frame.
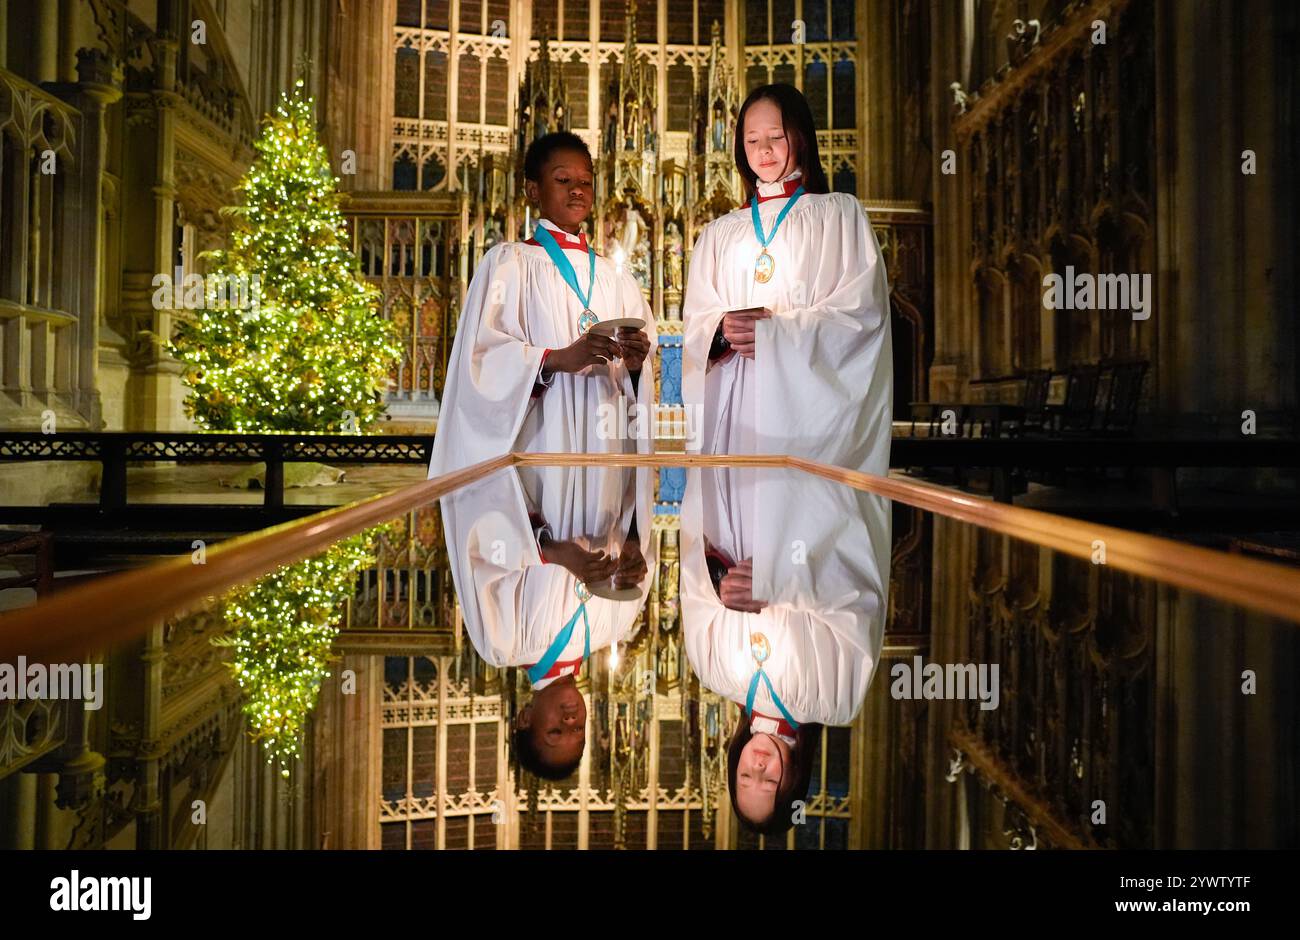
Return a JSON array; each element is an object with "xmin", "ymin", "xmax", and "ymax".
[
  {"xmin": 682, "ymin": 83, "xmax": 893, "ymax": 475},
  {"xmin": 428, "ymin": 132, "xmax": 656, "ymax": 477},
  {"xmin": 681, "ymin": 464, "xmax": 890, "ymax": 836}
]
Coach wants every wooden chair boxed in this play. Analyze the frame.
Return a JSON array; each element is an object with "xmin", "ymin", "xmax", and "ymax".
[
  {"xmin": 1050, "ymin": 364, "xmax": 1101, "ymax": 434},
  {"xmin": 1012, "ymin": 369, "xmax": 1053, "ymax": 436},
  {"xmin": 1098, "ymin": 359, "xmax": 1148, "ymax": 435}
]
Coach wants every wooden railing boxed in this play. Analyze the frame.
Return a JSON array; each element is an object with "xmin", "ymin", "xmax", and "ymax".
[
  {"xmin": 0, "ymin": 532, "xmax": 53, "ymax": 596},
  {"xmin": 0, "ymin": 432, "xmax": 433, "ymax": 510},
  {"xmin": 2, "ymin": 452, "xmax": 1299, "ymax": 664},
  {"xmin": 2, "ymin": 431, "xmax": 1295, "ymax": 513}
]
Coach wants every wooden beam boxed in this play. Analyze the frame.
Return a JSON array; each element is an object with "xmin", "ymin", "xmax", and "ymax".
[
  {"xmin": 948, "ymin": 724, "xmax": 1095, "ymax": 850},
  {"xmin": 5, "ymin": 450, "xmax": 1300, "ymax": 669}
]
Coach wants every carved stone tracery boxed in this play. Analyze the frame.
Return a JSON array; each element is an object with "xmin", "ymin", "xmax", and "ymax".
[{"xmin": 954, "ymin": 0, "xmax": 1154, "ymax": 388}]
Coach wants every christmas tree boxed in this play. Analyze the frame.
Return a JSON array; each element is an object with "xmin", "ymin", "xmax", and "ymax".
[
  {"xmin": 174, "ymin": 81, "xmax": 399, "ymax": 776},
  {"xmin": 172, "ymin": 79, "xmax": 399, "ymax": 432},
  {"xmin": 213, "ymin": 532, "xmax": 377, "ymax": 775}
]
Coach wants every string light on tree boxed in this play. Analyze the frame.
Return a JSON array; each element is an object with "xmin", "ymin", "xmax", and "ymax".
[
  {"xmin": 172, "ymin": 79, "xmax": 399, "ymax": 775},
  {"xmin": 171, "ymin": 79, "xmax": 400, "ymax": 432},
  {"xmin": 213, "ymin": 534, "xmax": 375, "ymax": 776}
]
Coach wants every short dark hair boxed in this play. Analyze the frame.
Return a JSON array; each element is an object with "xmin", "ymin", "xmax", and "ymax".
[
  {"xmin": 523, "ymin": 131, "xmax": 593, "ymax": 183},
  {"xmin": 727, "ymin": 706, "xmax": 822, "ymax": 837},
  {"xmin": 513, "ymin": 724, "xmax": 582, "ymax": 782},
  {"xmin": 733, "ymin": 83, "xmax": 830, "ymax": 201}
]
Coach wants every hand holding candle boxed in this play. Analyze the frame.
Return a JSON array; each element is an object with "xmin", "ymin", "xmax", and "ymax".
[
  {"xmin": 614, "ymin": 327, "xmax": 651, "ymax": 372},
  {"xmin": 543, "ymin": 332, "xmax": 623, "ymax": 376},
  {"xmin": 542, "ymin": 536, "xmax": 619, "ymax": 583},
  {"xmin": 613, "ymin": 537, "xmax": 648, "ymax": 589},
  {"xmin": 721, "ymin": 307, "xmax": 772, "ymax": 360},
  {"xmin": 719, "ymin": 558, "xmax": 769, "ymax": 612}
]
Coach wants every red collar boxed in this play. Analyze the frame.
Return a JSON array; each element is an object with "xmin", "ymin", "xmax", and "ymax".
[
  {"xmin": 742, "ymin": 176, "xmax": 804, "ymax": 208},
  {"xmin": 523, "ymin": 656, "xmax": 584, "ymax": 684},
  {"xmin": 525, "ymin": 228, "xmax": 590, "ymax": 252},
  {"xmin": 750, "ymin": 711, "xmax": 799, "ymax": 739}
]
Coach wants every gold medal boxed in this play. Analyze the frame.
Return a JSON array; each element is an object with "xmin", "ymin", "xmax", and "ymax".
[{"xmin": 750, "ymin": 183, "xmax": 804, "ymax": 284}]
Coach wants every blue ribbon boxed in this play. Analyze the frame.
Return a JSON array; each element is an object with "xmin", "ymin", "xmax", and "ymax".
[
  {"xmin": 533, "ymin": 224, "xmax": 596, "ymax": 314},
  {"xmin": 745, "ymin": 667, "xmax": 801, "ymax": 730},
  {"xmin": 750, "ymin": 184, "xmax": 806, "ymax": 249},
  {"xmin": 526, "ymin": 593, "xmax": 591, "ymax": 686}
]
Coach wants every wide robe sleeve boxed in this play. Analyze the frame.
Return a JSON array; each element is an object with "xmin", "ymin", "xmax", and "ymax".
[
  {"xmin": 681, "ymin": 582, "xmax": 876, "ymax": 726},
  {"xmin": 616, "ymin": 271, "xmax": 659, "ymax": 454},
  {"xmin": 680, "ymin": 222, "xmax": 727, "ymax": 452},
  {"xmin": 444, "ymin": 464, "xmax": 662, "ymax": 667},
  {"xmin": 679, "ymin": 466, "xmax": 887, "ymax": 726},
  {"xmin": 438, "ymin": 468, "xmax": 540, "ymax": 666},
  {"xmin": 749, "ymin": 468, "xmax": 890, "ymax": 724},
  {"xmin": 753, "ymin": 194, "xmax": 893, "ymax": 473},
  {"xmin": 428, "ymin": 243, "xmax": 545, "ymax": 477}
]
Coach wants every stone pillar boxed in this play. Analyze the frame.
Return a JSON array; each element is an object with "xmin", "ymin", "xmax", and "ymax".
[
  {"xmin": 134, "ymin": 624, "xmax": 166, "ymax": 847},
  {"xmin": 71, "ymin": 50, "xmax": 123, "ymax": 430},
  {"xmin": 856, "ymin": 648, "xmax": 928, "ymax": 848},
  {"xmin": 447, "ymin": 0, "xmax": 460, "ymax": 190},
  {"xmin": 56, "ymin": 0, "xmax": 78, "ymax": 83},
  {"xmin": 36, "ymin": 772, "xmax": 64, "ymax": 848},
  {"xmin": 1156, "ymin": 593, "xmax": 1298, "ymax": 847},
  {"xmin": 927, "ymin": 0, "xmax": 972, "ymax": 400},
  {"xmin": 325, "ymin": 0, "xmax": 394, "ymax": 191},
  {"xmin": 294, "ymin": 742, "xmax": 308, "ymax": 849},
  {"xmin": 138, "ymin": 34, "xmax": 186, "ymax": 431},
  {"xmin": 34, "ymin": 0, "xmax": 58, "ymax": 83},
  {"xmin": 260, "ymin": 747, "xmax": 274, "ymax": 848},
  {"xmin": 311, "ymin": 654, "xmax": 372, "ymax": 848},
  {"xmin": 50, "ymin": 703, "xmax": 107, "ymax": 844},
  {"xmin": 1154, "ymin": 0, "xmax": 1298, "ymax": 435},
  {"xmin": 0, "ymin": 0, "xmax": 9, "ymax": 71},
  {"xmin": 859, "ymin": 0, "xmax": 901, "ymax": 200},
  {"xmin": 0, "ymin": 771, "xmax": 38, "ymax": 849},
  {"xmin": 920, "ymin": 513, "xmax": 976, "ymax": 848}
]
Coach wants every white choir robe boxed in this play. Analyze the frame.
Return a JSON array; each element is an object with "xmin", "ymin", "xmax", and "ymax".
[
  {"xmin": 439, "ymin": 463, "xmax": 657, "ymax": 680},
  {"xmin": 681, "ymin": 188, "xmax": 893, "ymax": 475},
  {"xmin": 428, "ymin": 219, "xmax": 657, "ymax": 477},
  {"xmin": 681, "ymin": 465, "xmax": 890, "ymax": 725}
]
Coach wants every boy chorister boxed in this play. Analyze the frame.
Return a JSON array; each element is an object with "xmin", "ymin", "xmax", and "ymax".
[
  {"xmin": 440, "ymin": 463, "xmax": 656, "ymax": 780},
  {"xmin": 429, "ymin": 132, "xmax": 656, "ymax": 477}
]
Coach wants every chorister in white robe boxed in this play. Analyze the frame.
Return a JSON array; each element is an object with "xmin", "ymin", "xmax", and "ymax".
[
  {"xmin": 681, "ymin": 179, "xmax": 893, "ymax": 475},
  {"xmin": 439, "ymin": 463, "xmax": 657, "ymax": 684},
  {"xmin": 681, "ymin": 465, "xmax": 890, "ymax": 725},
  {"xmin": 428, "ymin": 218, "xmax": 658, "ymax": 477}
]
